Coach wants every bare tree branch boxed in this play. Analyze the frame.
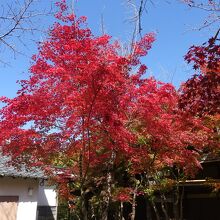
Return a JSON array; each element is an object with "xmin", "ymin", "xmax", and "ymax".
[
  {"xmin": 0, "ymin": 0, "xmax": 53, "ymax": 62},
  {"xmin": 180, "ymin": 0, "xmax": 220, "ymax": 30},
  {"xmin": 181, "ymin": 0, "xmax": 220, "ymax": 11}
]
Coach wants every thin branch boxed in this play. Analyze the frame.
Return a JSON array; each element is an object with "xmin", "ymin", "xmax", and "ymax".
[
  {"xmin": 0, "ymin": 0, "xmax": 34, "ymax": 40},
  {"xmin": 182, "ymin": 0, "xmax": 220, "ymax": 12},
  {"xmin": 181, "ymin": 0, "xmax": 220, "ymax": 30},
  {"xmin": 0, "ymin": 0, "xmax": 53, "ymax": 63},
  {"xmin": 100, "ymin": 13, "xmax": 105, "ymax": 35}
]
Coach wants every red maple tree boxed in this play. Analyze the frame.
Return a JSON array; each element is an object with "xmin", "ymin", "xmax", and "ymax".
[{"xmin": 0, "ymin": 1, "xmax": 215, "ymax": 219}]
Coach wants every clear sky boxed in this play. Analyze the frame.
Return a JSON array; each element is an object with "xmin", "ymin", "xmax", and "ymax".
[{"xmin": 0, "ymin": 0, "xmax": 217, "ymax": 100}]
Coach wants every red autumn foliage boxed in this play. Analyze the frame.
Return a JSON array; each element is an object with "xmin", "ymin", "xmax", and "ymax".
[
  {"xmin": 0, "ymin": 3, "xmax": 156, "ymax": 173},
  {"xmin": 179, "ymin": 35, "xmax": 220, "ymax": 116},
  {"xmin": 113, "ymin": 188, "xmax": 132, "ymax": 203},
  {"xmin": 0, "ymin": 1, "xmax": 214, "ymax": 196},
  {"xmin": 185, "ymin": 36, "xmax": 220, "ymax": 71}
]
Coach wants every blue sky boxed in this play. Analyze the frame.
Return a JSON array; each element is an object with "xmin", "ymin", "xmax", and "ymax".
[{"xmin": 0, "ymin": 0, "xmax": 216, "ymax": 99}]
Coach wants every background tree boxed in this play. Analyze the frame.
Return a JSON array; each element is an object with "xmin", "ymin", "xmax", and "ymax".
[
  {"xmin": 0, "ymin": 0, "xmax": 53, "ymax": 63},
  {"xmin": 180, "ymin": 33, "xmax": 220, "ymax": 116},
  {"xmin": 179, "ymin": 31, "xmax": 220, "ymax": 158},
  {"xmin": 127, "ymin": 0, "xmax": 220, "ymax": 36},
  {"xmin": 182, "ymin": 0, "xmax": 220, "ymax": 30}
]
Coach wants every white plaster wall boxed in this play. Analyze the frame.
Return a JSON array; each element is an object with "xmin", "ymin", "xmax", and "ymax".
[
  {"xmin": 0, "ymin": 176, "xmax": 39, "ymax": 220},
  {"xmin": 37, "ymin": 182, "xmax": 57, "ymax": 206}
]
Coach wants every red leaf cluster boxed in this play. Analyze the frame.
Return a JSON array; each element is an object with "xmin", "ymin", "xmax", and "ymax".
[
  {"xmin": 0, "ymin": 2, "xmax": 214, "ymax": 186},
  {"xmin": 180, "ymin": 36, "xmax": 220, "ymax": 116}
]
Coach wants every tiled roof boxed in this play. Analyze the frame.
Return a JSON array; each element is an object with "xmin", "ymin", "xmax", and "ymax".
[{"xmin": 0, "ymin": 154, "xmax": 45, "ymax": 179}]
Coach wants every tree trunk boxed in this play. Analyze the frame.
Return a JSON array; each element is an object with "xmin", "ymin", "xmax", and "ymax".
[
  {"xmin": 173, "ymin": 182, "xmax": 184, "ymax": 220},
  {"xmin": 81, "ymin": 189, "xmax": 88, "ymax": 220},
  {"xmin": 173, "ymin": 186, "xmax": 179, "ymax": 220},
  {"xmin": 151, "ymin": 200, "xmax": 160, "ymax": 220},
  {"xmin": 101, "ymin": 150, "xmax": 116, "ymax": 220},
  {"xmin": 119, "ymin": 202, "xmax": 125, "ymax": 220},
  {"xmin": 101, "ymin": 171, "xmax": 112, "ymax": 220},
  {"xmin": 160, "ymin": 194, "xmax": 170, "ymax": 220},
  {"xmin": 131, "ymin": 184, "xmax": 138, "ymax": 220},
  {"xmin": 146, "ymin": 175, "xmax": 160, "ymax": 220},
  {"xmin": 79, "ymin": 153, "xmax": 88, "ymax": 220}
]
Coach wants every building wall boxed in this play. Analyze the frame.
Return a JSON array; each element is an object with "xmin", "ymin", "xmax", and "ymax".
[
  {"xmin": 38, "ymin": 182, "xmax": 57, "ymax": 207},
  {"xmin": 0, "ymin": 176, "xmax": 39, "ymax": 220},
  {"xmin": 37, "ymin": 181, "xmax": 58, "ymax": 220}
]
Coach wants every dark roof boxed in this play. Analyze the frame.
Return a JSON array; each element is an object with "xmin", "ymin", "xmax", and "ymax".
[
  {"xmin": 0, "ymin": 154, "xmax": 45, "ymax": 179},
  {"xmin": 201, "ymin": 153, "xmax": 220, "ymax": 163}
]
